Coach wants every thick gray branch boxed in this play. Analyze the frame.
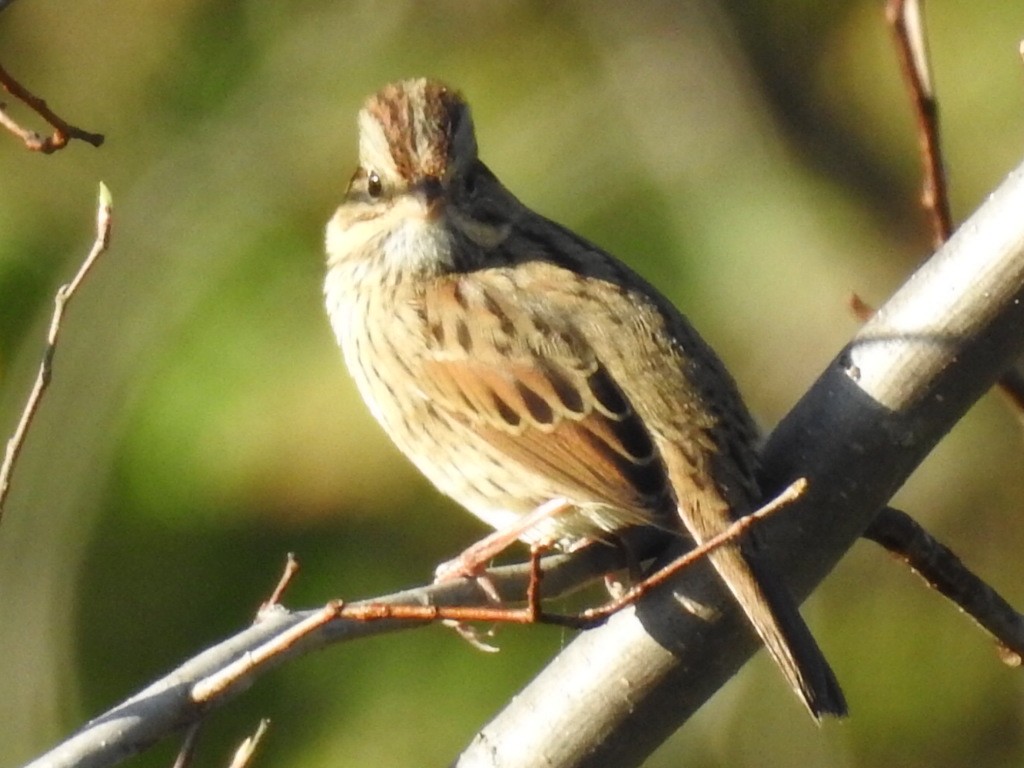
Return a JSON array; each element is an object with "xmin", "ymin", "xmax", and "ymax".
[{"xmin": 455, "ymin": 158, "xmax": 1024, "ymax": 767}]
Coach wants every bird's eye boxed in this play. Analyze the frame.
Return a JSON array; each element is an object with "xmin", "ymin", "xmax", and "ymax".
[{"xmin": 367, "ymin": 171, "xmax": 383, "ymax": 198}]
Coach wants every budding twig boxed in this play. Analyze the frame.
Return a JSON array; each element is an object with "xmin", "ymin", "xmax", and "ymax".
[{"xmin": 0, "ymin": 183, "xmax": 113, "ymax": 523}]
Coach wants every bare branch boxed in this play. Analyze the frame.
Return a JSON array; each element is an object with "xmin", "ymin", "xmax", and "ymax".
[
  {"xmin": 883, "ymin": 0, "xmax": 1024, "ymax": 556},
  {"xmin": 191, "ymin": 603, "xmax": 344, "ymax": 705},
  {"xmin": 22, "ymin": 547, "xmax": 628, "ymax": 768},
  {"xmin": 0, "ymin": 61, "xmax": 104, "ymax": 153},
  {"xmin": 0, "ymin": 184, "xmax": 113, "ymax": 523},
  {"xmin": 865, "ymin": 507, "xmax": 1024, "ymax": 664},
  {"xmin": 193, "ymin": 480, "xmax": 803, "ymax": 707},
  {"xmin": 258, "ymin": 553, "xmax": 300, "ymax": 615},
  {"xmin": 542, "ymin": 478, "xmax": 808, "ymax": 628},
  {"xmin": 886, "ymin": 0, "xmax": 953, "ymax": 244}
]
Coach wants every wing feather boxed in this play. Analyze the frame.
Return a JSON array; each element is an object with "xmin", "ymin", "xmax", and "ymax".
[{"xmin": 413, "ymin": 276, "xmax": 668, "ymax": 516}]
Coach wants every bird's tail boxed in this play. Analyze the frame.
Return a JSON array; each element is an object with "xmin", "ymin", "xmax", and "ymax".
[{"xmin": 696, "ymin": 527, "xmax": 847, "ymax": 720}]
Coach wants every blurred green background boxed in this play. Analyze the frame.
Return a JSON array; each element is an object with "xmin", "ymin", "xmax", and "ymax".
[{"xmin": 2, "ymin": 1, "xmax": 1024, "ymax": 766}]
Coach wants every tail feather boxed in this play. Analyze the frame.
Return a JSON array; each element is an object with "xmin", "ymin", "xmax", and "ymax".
[
  {"xmin": 660, "ymin": 443, "xmax": 846, "ymax": 719},
  {"xmin": 702, "ymin": 535, "xmax": 847, "ymax": 719}
]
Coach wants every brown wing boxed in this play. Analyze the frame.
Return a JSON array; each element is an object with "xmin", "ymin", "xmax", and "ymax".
[
  {"xmin": 490, "ymin": 215, "xmax": 763, "ymax": 510},
  {"xmin": 414, "ymin": 275, "xmax": 668, "ymax": 517}
]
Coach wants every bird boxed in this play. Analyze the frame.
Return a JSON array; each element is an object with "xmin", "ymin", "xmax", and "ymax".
[{"xmin": 323, "ymin": 77, "xmax": 846, "ymax": 719}]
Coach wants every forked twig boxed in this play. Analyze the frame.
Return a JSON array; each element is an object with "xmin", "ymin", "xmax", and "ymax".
[
  {"xmin": 0, "ymin": 183, "xmax": 113, "ymax": 523},
  {"xmin": 0, "ymin": 61, "xmax": 105, "ymax": 153}
]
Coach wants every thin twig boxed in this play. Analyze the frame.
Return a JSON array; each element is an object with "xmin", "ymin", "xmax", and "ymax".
[
  {"xmin": 887, "ymin": 0, "xmax": 1024, "ymax": 412},
  {"xmin": 996, "ymin": 367, "xmax": 1024, "ymax": 416},
  {"xmin": 227, "ymin": 720, "xmax": 270, "ymax": 768},
  {"xmin": 546, "ymin": 478, "xmax": 808, "ymax": 628},
  {"xmin": 848, "ymin": 291, "xmax": 875, "ymax": 322},
  {"xmin": 25, "ymin": 541, "xmax": 632, "ymax": 768},
  {"xmin": 0, "ymin": 183, "xmax": 113, "ymax": 522},
  {"xmin": 886, "ymin": 0, "xmax": 953, "ymax": 244},
  {"xmin": 350, "ymin": 479, "xmax": 805, "ymax": 631},
  {"xmin": 171, "ymin": 723, "xmax": 202, "ymax": 768},
  {"xmin": 882, "ymin": 2, "xmax": 1024, "ymax": 616},
  {"xmin": 258, "ymin": 553, "xmax": 300, "ymax": 616},
  {"xmin": 182, "ymin": 559, "xmax": 293, "ymax": 760},
  {"xmin": 0, "ymin": 61, "xmax": 104, "ymax": 153},
  {"xmin": 191, "ymin": 479, "xmax": 805, "ymax": 704},
  {"xmin": 192, "ymin": 602, "xmax": 344, "ymax": 703}
]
